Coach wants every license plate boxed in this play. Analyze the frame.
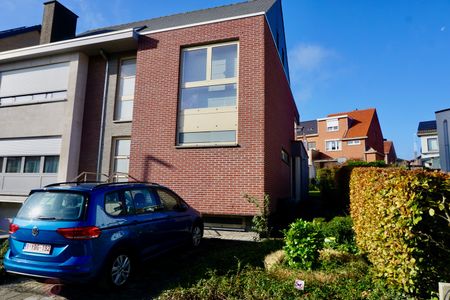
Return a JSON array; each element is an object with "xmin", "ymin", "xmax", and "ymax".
[{"xmin": 23, "ymin": 243, "xmax": 51, "ymax": 254}]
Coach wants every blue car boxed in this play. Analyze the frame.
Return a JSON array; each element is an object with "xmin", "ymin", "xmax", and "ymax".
[{"xmin": 4, "ymin": 182, "xmax": 203, "ymax": 287}]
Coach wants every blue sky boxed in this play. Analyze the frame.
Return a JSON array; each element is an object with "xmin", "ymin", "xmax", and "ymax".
[{"xmin": 1, "ymin": 0, "xmax": 449, "ymax": 159}]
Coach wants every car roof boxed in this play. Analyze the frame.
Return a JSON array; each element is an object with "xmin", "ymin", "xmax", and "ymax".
[{"xmin": 32, "ymin": 182, "xmax": 163, "ymax": 193}]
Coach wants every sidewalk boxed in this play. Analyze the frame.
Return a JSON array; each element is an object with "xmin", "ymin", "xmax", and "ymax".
[{"xmin": 204, "ymin": 229, "xmax": 259, "ymax": 241}]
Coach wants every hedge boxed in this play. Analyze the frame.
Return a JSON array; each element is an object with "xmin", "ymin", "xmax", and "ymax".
[{"xmin": 350, "ymin": 168, "xmax": 450, "ymax": 297}]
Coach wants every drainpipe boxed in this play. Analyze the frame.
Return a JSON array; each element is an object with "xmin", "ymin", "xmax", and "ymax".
[{"xmin": 96, "ymin": 49, "xmax": 109, "ymax": 181}]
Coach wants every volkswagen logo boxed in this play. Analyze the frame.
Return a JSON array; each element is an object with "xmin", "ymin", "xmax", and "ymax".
[{"xmin": 32, "ymin": 226, "xmax": 39, "ymax": 237}]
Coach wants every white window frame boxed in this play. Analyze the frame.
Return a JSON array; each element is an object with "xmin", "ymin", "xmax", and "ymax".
[
  {"xmin": 178, "ymin": 41, "xmax": 239, "ymax": 146},
  {"xmin": 307, "ymin": 141, "xmax": 317, "ymax": 150},
  {"xmin": 347, "ymin": 140, "xmax": 361, "ymax": 146},
  {"xmin": 326, "ymin": 119, "xmax": 339, "ymax": 132},
  {"xmin": 112, "ymin": 138, "xmax": 131, "ymax": 182},
  {"xmin": 426, "ymin": 137, "xmax": 438, "ymax": 152},
  {"xmin": 325, "ymin": 140, "xmax": 342, "ymax": 151},
  {"xmin": 114, "ymin": 58, "xmax": 136, "ymax": 122}
]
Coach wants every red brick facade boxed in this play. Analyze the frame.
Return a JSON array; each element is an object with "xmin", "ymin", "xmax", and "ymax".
[
  {"xmin": 129, "ymin": 16, "xmax": 298, "ymax": 216},
  {"xmin": 264, "ymin": 22, "xmax": 299, "ymax": 211}
]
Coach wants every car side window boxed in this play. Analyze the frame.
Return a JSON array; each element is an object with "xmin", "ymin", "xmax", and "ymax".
[
  {"xmin": 123, "ymin": 190, "xmax": 135, "ymax": 214},
  {"xmin": 105, "ymin": 191, "xmax": 126, "ymax": 217},
  {"xmin": 131, "ymin": 188, "xmax": 161, "ymax": 214},
  {"xmin": 156, "ymin": 189, "xmax": 181, "ymax": 211}
]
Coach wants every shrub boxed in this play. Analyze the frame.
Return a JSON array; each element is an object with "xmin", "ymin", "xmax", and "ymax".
[
  {"xmin": 283, "ymin": 219, "xmax": 323, "ymax": 270},
  {"xmin": 350, "ymin": 167, "xmax": 450, "ymax": 297},
  {"xmin": 320, "ymin": 216, "xmax": 357, "ymax": 253},
  {"xmin": 0, "ymin": 239, "xmax": 8, "ymax": 283},
  {"xmin": 243, "ymin": 193, "xmax": 271, "ymax": 238}
]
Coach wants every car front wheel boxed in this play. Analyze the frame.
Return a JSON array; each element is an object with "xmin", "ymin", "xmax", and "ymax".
[{"xmin": 192, "ymin": 224, "xmax": 203, "ymax": 247}]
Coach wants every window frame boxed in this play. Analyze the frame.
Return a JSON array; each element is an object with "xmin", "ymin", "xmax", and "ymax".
[
  {"xmin": 307, "ymin": 142, "xmax": 316, "ymax": 150},
  {"xmin": 325, "ymin": 140, "xmax": 342, "ymax": 152},
  {"xmin": 177, "ymin": 41, "xmax": 239, "ymax": 147},
  {"xmin": 114, "ymin": 57, "xmax": 137, "ymax": 122},
  {"xmin": 426, "ymin": 137, "xmax": 438, "ymax": 152},
  {"xmin": 112, "ymin": 138, "xmax": 131, "ymax": 182},
  {"xmin": 347, "ymin": 140, "xmax": 361, "ymax": 146},
  {"xmin": 326, "ymin": 119, "xmax": 339, "ymax": 132}
]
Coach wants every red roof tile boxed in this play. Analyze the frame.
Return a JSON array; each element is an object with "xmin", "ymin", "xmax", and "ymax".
[{"xmin": 328, "ymin": 108, "xmax": 377, "ymax": 138}]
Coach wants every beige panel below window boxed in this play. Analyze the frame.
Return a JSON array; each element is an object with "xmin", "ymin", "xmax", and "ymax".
[{"xmin": 179, "ymin": 109, "xmax": 237, "ymax": 132}]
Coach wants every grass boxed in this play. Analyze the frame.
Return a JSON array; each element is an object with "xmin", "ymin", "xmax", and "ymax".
[{"xmin": 157, "ymin": 241, "xmax": 397, "ymax": 300}]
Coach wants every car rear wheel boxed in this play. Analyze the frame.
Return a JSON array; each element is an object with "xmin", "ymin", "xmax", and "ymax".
[
  {"xmin": 192, "ymin": 224, "xmax": 203, "ymax": 247},
  {"xmin": 106, "ymin": 252, "xmax": 132, "ymax": 288}
]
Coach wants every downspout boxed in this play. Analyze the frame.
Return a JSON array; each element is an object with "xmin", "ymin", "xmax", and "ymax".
[{"xmin": 96, "ymin": 49, "xmax": 109, "ymax": 181}]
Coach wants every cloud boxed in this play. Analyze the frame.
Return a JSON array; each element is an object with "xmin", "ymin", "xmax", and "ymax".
[
  {"xmin": 288, "ymin": 43, "xmax": 338, "ymax": 103},
  {"xmin": 290, "ymin": 44, "xmax": 336, "ymax": 73}
]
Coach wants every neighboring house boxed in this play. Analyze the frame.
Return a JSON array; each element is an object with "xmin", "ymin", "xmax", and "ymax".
[
  {"xmin": 0, "ymin": 0, "xmax": 307, "ymax": 231},
  {"xmin": 417, "ymin": 121, "xmax": 440, "ymax": 169},
  {"xmin": 383, "ymin": 140, "xmax": 397, "ymax": 164},
  {"xmin": 435, "ymin": 108, "xmax": 450, "ymax": 172},
  {"xmin": 297, "ymin": 108, "xmax": 396, "ymax": 176}
]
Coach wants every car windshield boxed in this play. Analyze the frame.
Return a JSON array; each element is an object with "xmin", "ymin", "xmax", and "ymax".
[{"xmin": 17, "ymin": 191, "xmax": 86, "ymax": 221}]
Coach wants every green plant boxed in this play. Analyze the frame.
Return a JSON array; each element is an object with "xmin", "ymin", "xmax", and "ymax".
[
  {"xmin": 0, "ymin": 239, "xmax": 8, "ymax": 283},
  {"xmin": 346, "ymin": 160, "xmax": 387, "ymax": 167},
  {"xmin": 320, "ymin": 216, "xmax": 358, "ymax": 253},
  {"xmin": 243, "ymin": 193, "xmax": 271, "ymax": 238},
  {"xmin": 350, "ymin": 167, "xmax": 450, "ymax": 298},
  {"xmin": 283, "ymin": 219, "xmax": 323, "ymax": 270}
]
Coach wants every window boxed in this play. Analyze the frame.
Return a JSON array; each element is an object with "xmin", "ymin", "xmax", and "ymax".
[
  {"xmin": 0, "ymin": 157, "xmax": 3, "ymax": 173},
  {"xmin": 24, "ymin": 157, "xmax": 41, "ymax": 173},
  {"xmin": 325, "ymin": 140, "xmax": 342, "ymax": 151},
  {"xmin": 178, "ymin": 42, "xmax": 238, "ymax": 146},
  {"xmin": 427, "ymin": 138, "xmax": 438, "ymax": 152},
  {"xmin": 307, "ymin": 142, "xmax": 316, "ymax": 150},
  {"xmin": 326, "ymin": 119, "xmax": 339, "ymax": 132},
  {"xmin": 6, "ymin": 157, "xmax": 22, "ymax": 173},
  {"xmin": 115, "ymin": 59, "xmax": 136, "ymax": 121},
  {"xmin": 347, "ymin": 140, "xmax": 361, "ymax": 146},
  {"xmin": 157, "ymin": 189, "xmax": 180, "ymax": 211},
  {"xmin": 105, "ymin": 191, "xmax": 134, "ymax": 217},
  {"xmin": 113, "ymin": 139, "xmax": 131, "ymax": 182},
  {"xmin": 0, "ymin": 62, "xmax": 69, "ymax": 107},
  {"xmin": 17, "ymin": 191, "xmax": 85, "ymax": 221},
  {"xmin": 131, "ymin": 189, "xmax": 161, "ymax": 214},
  {"xmin": 44, "ymin": 156, "xmax": 59, "ymax": 173}
]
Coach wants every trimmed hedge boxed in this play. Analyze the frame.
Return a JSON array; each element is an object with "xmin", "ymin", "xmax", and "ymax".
[{"xmin": 350, "ymin": 168, "xmax": 450, "ymax": 297}]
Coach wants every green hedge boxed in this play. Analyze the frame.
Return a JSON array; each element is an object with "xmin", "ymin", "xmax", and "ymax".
[{"xmin": 350, "ymin": 168, "xmax": 450, "ymax": 297}]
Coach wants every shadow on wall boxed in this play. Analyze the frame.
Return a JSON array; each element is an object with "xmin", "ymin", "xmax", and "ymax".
[
  {"xmin": 141, "ymin": 155, "xmax": 175, "ymax": 181},
  {"xmin": 138, "ymin": 35, "xmax": 159, "ymax": 51}
]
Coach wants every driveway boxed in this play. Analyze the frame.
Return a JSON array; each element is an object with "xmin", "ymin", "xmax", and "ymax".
[{"xmin": 0, "ymin": 237, "xmax": 281, "ymax": 300}]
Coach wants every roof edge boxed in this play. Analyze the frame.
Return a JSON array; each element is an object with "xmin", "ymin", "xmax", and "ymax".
[{"xmin": 139, "ymin": 11, "xmax": 265, "ymax": 35}]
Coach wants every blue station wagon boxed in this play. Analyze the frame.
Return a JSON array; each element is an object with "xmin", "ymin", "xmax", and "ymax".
[{"xmin": 3, "ymin": 182, "xmax": 203, "ymax": 287}]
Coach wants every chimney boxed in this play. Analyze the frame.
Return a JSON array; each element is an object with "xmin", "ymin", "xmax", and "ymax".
[{"xmin": 40, "ymin": 1, "xmax": 78, "ymax": 44}]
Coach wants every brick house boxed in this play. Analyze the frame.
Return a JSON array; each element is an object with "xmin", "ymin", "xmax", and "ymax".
[
  {"xmin": 297, "ymin": 108, "xmax": 396, "ymax": 176},
  {"xmin": 0, "ymin": 0, "xmax": 307, "ymax": 231}
]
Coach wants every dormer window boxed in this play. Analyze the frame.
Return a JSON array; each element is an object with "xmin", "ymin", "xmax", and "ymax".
[{"xmin": 326, "ymin": 119, "xmax": 339, "ymax": 132}]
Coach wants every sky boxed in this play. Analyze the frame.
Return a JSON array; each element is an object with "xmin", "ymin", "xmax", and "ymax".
[{"xmin": 1, "ymin": 0, "xmax": 449, "ymax": 159}]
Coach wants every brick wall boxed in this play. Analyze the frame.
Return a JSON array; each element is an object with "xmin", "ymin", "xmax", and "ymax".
[
  {"xmin": 366, "ymin": 112, "xmax": 384, "ymax": 154},
  {"xmin": 130, "ymin": 16, "xmax": 271, "ymax": 216},
  {"xmin": 78, "ymin": 55, "xmax": 105, "ymax": 175},
  {"xmin": 263, "ymin": 21, "xmax": 299, "ymax": 212}
]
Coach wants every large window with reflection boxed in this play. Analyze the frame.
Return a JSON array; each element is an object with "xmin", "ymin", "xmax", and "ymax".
[
  {"xmin": 114, "ymin": 59, "xmax": 136, "ymax": 121},
  {"xmin": 178, "ymin": 42, "xmax": 238, "ymax": 146}
]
